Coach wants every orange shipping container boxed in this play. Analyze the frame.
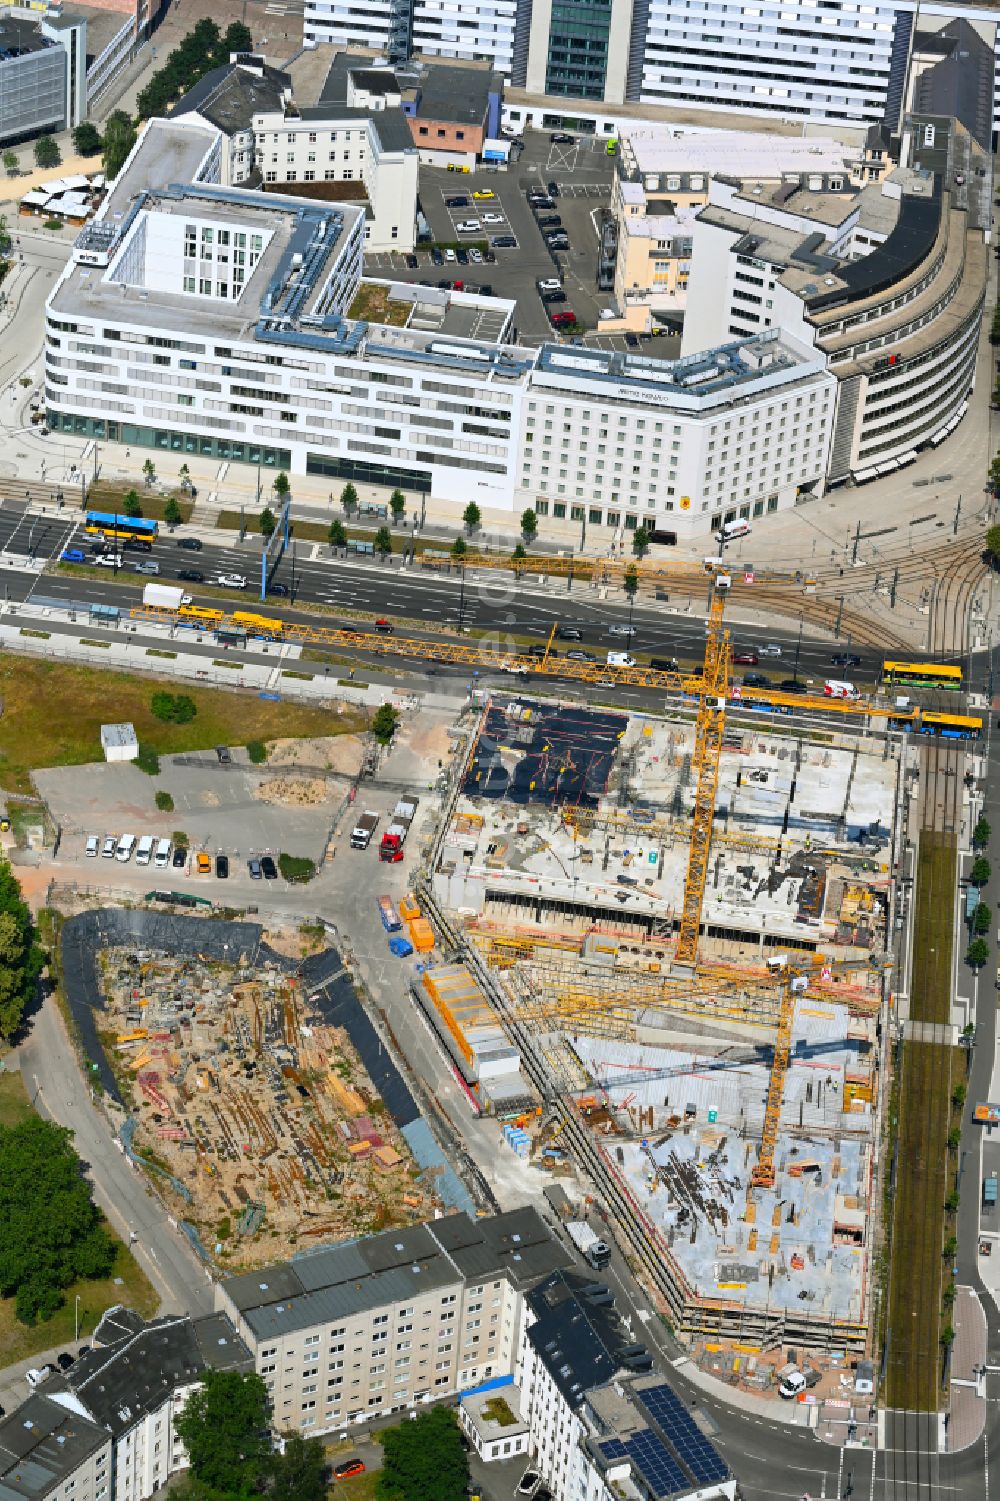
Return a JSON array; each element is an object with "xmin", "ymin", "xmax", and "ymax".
[
  {"xmin": 399, "ymin": 894, "xmax": 421, "ymax": 921},
  {"xmin": 408, "ymin": 917, "xmax": 434, "ymax": 952}
]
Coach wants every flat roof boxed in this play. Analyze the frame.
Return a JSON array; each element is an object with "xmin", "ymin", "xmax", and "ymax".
[{"xmin": 619, "ymin": 127, "xmax": 857, "ymax": 180}]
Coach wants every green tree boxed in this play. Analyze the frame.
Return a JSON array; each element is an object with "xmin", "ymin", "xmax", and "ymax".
[
  {"xmin": 142, "ymin": 457, "xmax": 156, "ymax": 487},
  {"xmin": 340, "ymin": 482, "xmax": 359, "ymax": 515},
  {"xmin": 163, "ymin": 497, "xmax": 182, "ymax": 526},
  {"xmin": 623, "ymin": 564, "xmax": 639, "ymax": 601},
  {"xmin": 987, "ymin": 525, "xmax": 1000, "ymax": 563},
  {"xmin": 974, "ymin": 902, "xmax": 992, "ymax": 935},
  {"xmin": 967, "ymin": 938, "xmax": 989, "ymax": 968},
  {"xmin": 259, "ymin": 507, "xmax": 277, "ymax": 538},
  {"xmin": 221, "ymin": 20, "xmax": 253, "ymax": 53},
  {"xmin": 0, "ymin": 215, "xmax": 11, "ymax": 256},
  {"xmin": 273, "ymin": 471, "xmax": 290, "ymax": 501},
  {"xmin": 263, "ymin": 1433, "xmax": 328, "ymax": 1501},
  {"xmin": 520, "ymin": 507, "xmax": 538, "ymax": 542},
  {"xmin": 378, "ymin": 1406, "xmax": 468, "ymax": 1501},
  {"xmin": 2, "ymin": 151, "xmax": 18, "ymax": 177},
  {"xmin": 952, "ymin": 1082, "xmax": 967, "ymax": 1109},
  {"xmin": 945, "ymin": 1189, "xmax": 960, "ymax": 1214},
  {"xmin": 941, "ymin": 1324, "xmax": 956, "ymax": 1348},
  {"xmin": 102, "ymin": 111, "xmax": 136, "ymax": 180},
  {"xmin": 450, "ymin": 535, "xmax": 467, "ymax": 560},
  {"xmin": 943, "ymin": 1234, "xmax": 958, "ymax": 1260},
  {"xmin": 122, "ymin": 489, "xmax": 142, "ymax": 518},
  {"xmin": 0, "ymin": 1115, "xmax": 115, "ymax": 1322},
  {"xmin": 971, "ymin": 857, "xmax": 991, "ymax": 887},
  {"xmin": 974, "ymin": 817, "xmax": 991, "ymax": 847},
  {"xmin": 375, "ymin": 526, "xmax": 392, "ymax": 558},
  {"xmin": 174, "ymin": 1371, "xmax": 272, "ymax": 1495},
  {"xmin": 632, "ymin": 525, "xmax": 650, "ymax": 557},
  {"xmin": 463, "ymin": 501, "xmax": 481, "ymax": 533},
  {"xmin": 0, "ymin": 863, "xmax": 42, "ymax": 1040},
  {"xmin": 389, "ymin": 488, "xmax": 406, "ymax": 523},
  {"xmin": 947, "ymin": 1126, "xmax": 962, "ymax": 1151},
  {"xmin": 33, "ymin": 136, "xmax": 60, "ymax": 170},
  {"xmin": 328, "ymin": 519, "xmax": 347, "ymax": 547},
  {"xmin": 371, "ymin": 703, "xmax": 399, "ymax": 745},
  {"xmin": 72, "ymin": 122, "xmax": 103, "ymax": 157},
  {"xmin": 511, "ymin": 541, "xmax": 527, "ymax": 572}
]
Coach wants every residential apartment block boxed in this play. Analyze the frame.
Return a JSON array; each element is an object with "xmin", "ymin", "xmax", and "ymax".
[
  {"xmin": 0, "ymin": 1393, "xmax": 111, "ymax": 1501},
  {"xmin": 215, "ymin": 1209, "xmax": 570, "ymax": 1433}
]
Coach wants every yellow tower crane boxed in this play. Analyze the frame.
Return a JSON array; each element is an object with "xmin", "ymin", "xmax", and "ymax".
[{"xmin": 674, "ymin": 578, "xmax": 731, "ymax": 967}]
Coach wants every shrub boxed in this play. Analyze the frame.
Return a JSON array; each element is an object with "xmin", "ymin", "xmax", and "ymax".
[
  {"xmin": 134, "ymin": 744, "xmax": 160, "ymax": 776},
  {"xmin": 246, "ymin": 741, "xmax": 267, "ymax": 764},
  {"xmin": 371, "ymin": 703, "xmax": 398, "ymax": 745},
  {"xmin": 163, "ymin": 497, "xmax": 182, "ymax": 526},
  {"xmin": 278, "ymin": 853, "xmax": 316, "ymax": 883},
  {"xmin": 150, "ymin": 691, "xmax": 196, "ymax": 724},
  {"xmin": 155, "ymin": 790, "xmax": 174, "ymax": 812},
  {"xmin": 172, "ymin": 831, "xmax": 189, "ymax": 847},
  {"xmin": 72, "ymin": 123, "xmax": 103, "ymax": 157},
  {"xmin": 328, "ymin": 519, "xmax": 347, "ymax": 547}
]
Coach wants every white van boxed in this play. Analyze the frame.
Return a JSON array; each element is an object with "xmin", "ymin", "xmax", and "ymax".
[
  {"xmin": 85, "ymin": 834, "xmax": 100, "ymax": 858},
  {"xmin": 607, "ymin": 651, "xmax": 636, "ymax": 668},
  {"xmin": 115, "ymin": 834, "xmax": 136, "ymax": 863},
  {"xmin": 135, "ymin": 835, "xmax": 155, "ymax": 867},
  {"xmin": 721, "ymin": 518, "xmax": 752, "ymax": 541},
  {"xmin": 154, "ymin": 838, "xmax": 171, "ymax": 869},
  {"xmin": 456, "ymin": 219, "xmax": 482, "ymax": 233}
]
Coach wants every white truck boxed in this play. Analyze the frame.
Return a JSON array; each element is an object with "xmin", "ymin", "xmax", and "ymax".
[
  {"xmin": 379, "ymin": 796, "xmax": 420, "ymax": 862},
  {"xmin": 566, "ymin": 1219, "xmax": 611, "ymax": 1270},
  {"xmin": 143, "ymin": 582, "xmax": 185, "ymax": 611},
  {"xmin": 350, "ymin": 811, "xmax": 380, "ymax": 850}
]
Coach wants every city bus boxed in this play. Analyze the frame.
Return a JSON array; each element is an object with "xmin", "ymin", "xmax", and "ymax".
[
  {"xmin": 914, "ymin": 711, "xmax": 982, "ymax": 740},
  {"xmin": 882, "ymin": 660, "xmax": 963, "ymax": 691},
  {"xmin": 84, "ymin": 511, "xmax": 159, "ymax": 546}
]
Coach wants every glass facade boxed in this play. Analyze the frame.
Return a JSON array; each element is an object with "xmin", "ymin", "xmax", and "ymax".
[
  {"xmin": 306, "ymin": 451, "xmax": 431, "ymax": 493},
  {"xmin": 49, "ymin": 411, "xmax": 290, "ymax": 469},
  {"xmin": 545, "ymin": 0, "xmax": 612, "ymax": 99}
]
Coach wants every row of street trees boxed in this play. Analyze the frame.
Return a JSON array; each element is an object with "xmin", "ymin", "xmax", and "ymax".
[{"xmin": 967, "ymin": 815, "xmax": 992, "ymax": 968}]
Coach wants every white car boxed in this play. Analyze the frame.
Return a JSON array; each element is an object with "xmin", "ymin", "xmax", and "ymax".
[
  {"xmin": 455, "ymin": 219, "xmax": 482, "ymax": 234},
  {"xmin": 469, "ymin": 248, "xmax": 483, "ymax": 263},
  {"xmin": 444, "ymin": 248, "xmax": 457, "ymax": 262},
  {"xmin": 180, "ymin": 592, "xmax": 193, "ymax": 606},
  {"xmin": 85, "ymin": 835, "xmax": 99, "ymax": 858},
  {"xmin": 483, "ymin": 212, "xmax": 504, "ymax": 224},
  {"xmin": 537, "ymin": 278, "xmax": 562, "ymax": 293},
  {"xmin": 96, "ymin": 554, "xmax": 124, "ymax": 568},
  {"xmin": 760, "ymin": 643, "xmax": 782, "ymax": 657},
  {"xmin": 216, "ymin": 574, "xmax": 247, "ymax": 589},
  {"xmin": 101, "ymin": 835, "xmax": 117, "ymax": 858},
  {"xmin": 607, "ymin": 624, "xmax": 637, "ymax": 637}
]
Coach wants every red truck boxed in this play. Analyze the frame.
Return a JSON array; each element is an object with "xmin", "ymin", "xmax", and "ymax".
[{"xmin": 379, "ymin": 796, "xmax": 419, "ymax": 862}]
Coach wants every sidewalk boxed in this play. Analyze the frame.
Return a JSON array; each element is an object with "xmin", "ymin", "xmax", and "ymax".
[{"xmin": 947, "ymin": 1286, "xmax": 987, "ymax": 1451}]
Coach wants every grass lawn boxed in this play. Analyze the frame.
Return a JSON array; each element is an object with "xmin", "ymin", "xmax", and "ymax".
[
  {"xmin": 84, "ymin": 484, "xmax": 194, "ymax": 523},
  {"xmin": 884, "ymin": 830, "xmax": 958, "ymax": 1410},
  {"xmin": 0, "ymin": 1071, "xmax": 158, "ymax": 1366},
  {"xmin": 347, "ymin": 283, "xmax": 412, "ymax": 327},
  {"xmin": 329, "ymin": 1471, "xmax": 380, "ymax": 1501},
  {"xmin": 0, "ymin": 658, "xmax": 366, "ymax": 793}
]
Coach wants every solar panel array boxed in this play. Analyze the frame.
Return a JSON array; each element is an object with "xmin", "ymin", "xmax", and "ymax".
[
  {"xmin": 598, "ymin": 1439, "xmax": 627, "ymax": 1461},
  {"xmin": 638, "ymin": 1383, "xmax": 730, "ymax": 1486},
  {"xmin": 626, "ymin": 1429, "xmax": 688, "ymax": 1498}
]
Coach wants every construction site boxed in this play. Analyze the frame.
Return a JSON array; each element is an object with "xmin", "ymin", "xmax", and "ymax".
[
  {"xmin": 419, "ymin": 581, "xmax": 901, "ymax": 1358},
  {"xmin": 100, "ymin": 949, "xmax": 438, "ymax": 1266}
]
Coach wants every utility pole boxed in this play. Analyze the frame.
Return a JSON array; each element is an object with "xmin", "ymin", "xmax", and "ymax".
[
  {"xmin": 851, "ymin": 519, "xmax": 861, "ymax": 565},
  {"xmin": 834, "ymin": 596, "xmax": 844, "ymax": 638},
  {"xmin": 953, "ymin": 494, "xmax": 962, "ymax": 536},
  {"xmin": 890, "ymin": 567, "xmax": 898, "ymax": 609}
]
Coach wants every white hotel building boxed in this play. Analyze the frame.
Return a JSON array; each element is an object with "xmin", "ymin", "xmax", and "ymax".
[{"xmin": 46, "ymin": 118, "xmax": 836, "ymax": 540}]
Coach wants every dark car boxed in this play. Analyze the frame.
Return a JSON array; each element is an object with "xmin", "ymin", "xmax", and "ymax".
[
  {"xmin": 216, "ymin": 745, "xmax": 232, "ymax": 765},
  {"xmin": 541, "ymin": 291, "xmax": 566, "ymax": 305},
  {"xmin": 437, "ymin": 278, "xmax": 452, "ymax": 289},
  {"xmin": 248, "ymin": 857, "xmax": 262, "ymax": 880},
  {"xmin": 445, "ymin": 196, "xmax": 470, "ymax": 208},
  {"xmin": 56, "ymin": 1353, "xmax": 75, "ymax": 1372},
  {"xmin": 479, "ymin": 283, "xmax": 494, "ymax": 295},
  {"xmin": 530, "ymin": 197, "xmax": 556, "ymax": 211},
  {"xmin": 546, "ymin": 180, "xmax": 560, "ymax": 196},
  {"xmin": 405, "ymin": 253, "xmax": 418, "ymax": 268},
  {"xmin": 546, "ymin": 236, "xmax": 569, "ymax": 250},
  {"xmin": 537, "ymin": 215, "xmax": 562, "ymax": 229},
  {"xmin": 430, "ymin": 247, "xmax": 444, "ymax": 265},
  {"xmin": 269, "ymin": 582, "xmax": 289, "ymax": 598},
  {"xmin": 123, "ymin": 537, "xmax": 152, "ymax": 552},
  {"xmin": 550, "ymin": 132, "xmax": 575, "ymax": 143},
  {"xmin": 733, "ymin": 650, "xmax": 758, "ymax": 665},
  {"xmin": 625, "ymin": 332, "xmax": 640, "ymax": 348},
  {"xmin": 567, "ymin": 649, "xmax": 596, "ymax": 662},
  {"xmin": 743, "ymin": 672, "xmax": 770, "ymax": 687},
  {"xmin": 482, "ymin": 249, "xmax": 496, "ymax": 263},
  {"xmin": 261, "ymin": 855, "xmax": 278, "ymax": 880},
  {"xmin": 177, "ymin": 536, "xmax": 203, "ymax": 550},
  {"xmin": 172, "ymin": 846, "xmax": 188, "ymax": 868},
  {"xmin": 557, "ymin": 626, "xmax": 582, "ymax": 640},
  {"xmin": 491, "ymin": 235, "xmax": 517, "ymax": 248},
  {"xmin": 456, "ymin": 248, "xmax": 469, "ymax": 265},
  {"xmin": 779, "ymin": 678, "xmax": 807, "ymax": 693},
  {"xmin": 528, "ymin": 643, "xmax": 557, "ymax": 657},
  {"xmin": 178, "ymin": 568, "xmax": 204, "ymax": 582},
  {"xmin": 831, "ymin": 652, "xmax": 861, "ymax": 667},
  {"xmin": 215, "ymin": 854, "xmax": 229, "ymax": 879}
]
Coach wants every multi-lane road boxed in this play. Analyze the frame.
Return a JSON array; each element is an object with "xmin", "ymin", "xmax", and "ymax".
[{"xmin": 0, "ymin": 502, "xmax": 887, "ymax": 690}]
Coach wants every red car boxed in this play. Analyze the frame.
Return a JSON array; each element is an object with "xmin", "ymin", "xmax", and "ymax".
[
  {"xmin": 733, "ymin": 651, "xmax": 758, "ymax": 665},
  {"xmin": 334, "ymin": 1460, "xmax": 365, "ymax": 1480},
  {"xmin": 550, "ymin": 310, "xmax": 576, "ymax": 326},
  {"xmin": 373, "ymin": 618, "xmax": 394, "ymax": 634}
]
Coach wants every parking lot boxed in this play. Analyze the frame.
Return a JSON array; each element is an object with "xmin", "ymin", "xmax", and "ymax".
[{"xmin": 362, "ymin": 132, "xmax": 681, "ymax": 351}]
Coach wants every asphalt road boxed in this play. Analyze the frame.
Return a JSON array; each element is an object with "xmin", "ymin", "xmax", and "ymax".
[
  {"xmin": 17, "ymin": 991, "xmax": 215, "ymax": 1317},
  {"xmin": 0, "ymin": 505, "xmax": 884, "ymax": 688}
]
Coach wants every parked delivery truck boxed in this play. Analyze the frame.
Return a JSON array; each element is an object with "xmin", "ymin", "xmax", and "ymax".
[
  {"xmin": 350, "ymin": 811, "xmax": 379, "ymax": 850},
  {"xmin": 379, "ymin": 796, "xmax": 419, "ymax": 862},
  {"xmin": 143, "ymin": 583, "xmax": 185, "ymax": 611},
  {"xmin": 566, "ymin": 1220, "xmax": 611, "ymax": 1270}
]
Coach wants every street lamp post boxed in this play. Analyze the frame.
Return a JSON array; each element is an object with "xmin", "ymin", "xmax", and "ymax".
[{"xmin": 74, "ymin": 1294, "xmax": 80, "ymax": 1342}]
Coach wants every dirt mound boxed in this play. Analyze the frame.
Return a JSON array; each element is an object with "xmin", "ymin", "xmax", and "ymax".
[{"xmin": 258, "ymin": 776, "xmax": 330, "ymax": 807}]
